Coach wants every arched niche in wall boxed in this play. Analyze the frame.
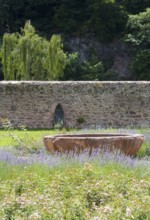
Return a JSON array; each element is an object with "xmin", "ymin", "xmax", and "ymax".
[{"xmin": 54, "ymin": 104, "xmax": 64, "ymax": 128}]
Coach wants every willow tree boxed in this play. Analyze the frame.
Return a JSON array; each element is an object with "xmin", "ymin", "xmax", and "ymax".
[
  {"xmin": 18, "ymin": 21, "xmax": 36, "ymax": 80},
  {"xmin": 1, "ymin": 33, "xmax": 19, "ymax": 80},
  {"xmin": 18, "ymin": 21, "xmax": 49, "ymax": 80},
  {"xmin": 1, "ymin": 21, "xmax": 66, "ymax": 80},
  {"xmin": 48, "ymin": 35, "xmax": 66, "ymax": 80}
]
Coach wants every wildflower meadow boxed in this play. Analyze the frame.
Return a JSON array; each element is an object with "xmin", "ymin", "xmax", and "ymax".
[{"xmin": 0, "ymin": 128, "xmax": 150, "ymax": 219}]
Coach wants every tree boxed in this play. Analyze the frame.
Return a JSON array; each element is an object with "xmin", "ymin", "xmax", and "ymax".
[
  {"xmin": 18, "ymin": 21, "xmax": 48, "ymax": 80},
  {"xmin": 87, "ymin": 0, "xmax": 128, "ymax": 41},
  {"xmin": 0, "ymin": 0, "xmax": 26, "ymax": 35},
  {"xmin": 54, "ymin": 0, "xmax": 88, "ymax": 34},
  {"xmin": 62, "ymin": 53, "xmax": 109, "ymax": 81},
  {"xmin": 131, "ymin": 49, "xmax": 150, "ymax": 80},
  {"xmin": 48, "ymin": 35, "xmax": 66, "ymax": 80},
  {"xmin": 61, "ymin": 53, "xmax": 80, "ymax": 80},
  {"xmin": 116, "ymin": 0, "xmax": 150, "ymax": 14},
  {"xmin": 125, "ymin": 8, "xmax": 150, "ymax": 80},
  {"xmin": 0, "ymin": 32, "xmax": 19, "ymax": 80},
  {"xmin": 125, "ymin": 8, "xmax": 150, "ymax": 48},
  {"xmin": 0, "ymin": 0, "xmax": 58, "ymax": 36},
  {"xmin": 0, "ymin": 21, "xmax": 66, "ymax": 80}
]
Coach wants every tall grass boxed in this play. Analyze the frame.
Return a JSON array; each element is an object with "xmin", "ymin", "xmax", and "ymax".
[
  {"xmin": 0, "ymin": 158, "xmax": 149, "ymax": 219},
  {"xmin": 0, "ymin": 127, "xmax": 149, "ymax": 219}
]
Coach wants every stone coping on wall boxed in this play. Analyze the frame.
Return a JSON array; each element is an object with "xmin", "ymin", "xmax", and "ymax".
[{"xmin": 0, "ymin": 80, "xmax": 150, "ymax": 84}]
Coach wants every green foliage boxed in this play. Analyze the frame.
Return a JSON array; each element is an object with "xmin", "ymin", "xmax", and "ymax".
[
  {"xmin": 81, "ymin": 60, "xmax": 105, "ymax": 80},
  {"xmin": 63, "ymin": 53, "xmax": 105, "ymax": 81},
  {"xmin": 0, "ymin": 0, "xmax": 56, "ymax": 36},
  {"xmin": 125, "ymin": 9, "xmax": 150, "ymax": 80},
  {"xmin": 131, "ymin": 49, "xmax": 150, "ymax": 80},
  {"xmin": 48, "ymin": 35, "xmax": 66, "ymax": 80},
  {"xmin": 0, "ymin": 40, "xmax": 4, "ymax": 80},
  {"xmin": 0, "ymin": 21, "xmax": 66, "ymax": 80},
  {"xmin": 62, "ymin": 53, "xmax": 80, "ymax": 80},
  {"xmin": 0, "ymin": 0, "xmax": 26, "ymax": 35},
  {"xmin": 1, "ymin": 33, "xmax": 19, "ymax": 80},
  {"xmin": 125, "ymin": 8, "xmax": 150, "ymax": 47},
  {"xmin": 63, "ymin": 52, "xmax": 117, "ymax": 81},
  {"xmin": 87, "ymin": 0, "xmax": 128, "ymax": 41},
  {"xmin": 54, "ymin": 0, "xmax": 88, "ymax": 34},
  {"xmin": 0, "ymin": 162, "xmax": 149, "ymax": 219},
  {"xmin": 0, "ymin": 0, "xmax": 149, "ymax": 80},
  {"xmin": 0, "ymin": 119, "xmax": 57, "ymax": 153},
  {"xmin": 136, "ymin": 141, "xmax": 150, "ymax": 158},
  {"xmin": 54, "ymin": 0, "xmax": 128, "ymax": 41},
  {"xmin": 76, "ymin": 116, "xmax": 85, "ymax": 124},
  {"xmin": 0, "ymin": 0, "xmax": 128, "ymax": 42},
  {"xmin": 116, "ymin": 0, "xmax": 150, "ymax": 14}
]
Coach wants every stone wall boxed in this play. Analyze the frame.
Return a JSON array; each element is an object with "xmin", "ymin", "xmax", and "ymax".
[{"xmin": 0, "ymin": 81, "xmax": 150, "ymax": 129}]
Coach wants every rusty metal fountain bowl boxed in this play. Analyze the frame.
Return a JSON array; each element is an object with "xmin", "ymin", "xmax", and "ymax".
[{"xmin": 43, "ymin": 133, "xmax": 144, "ymax": 156}]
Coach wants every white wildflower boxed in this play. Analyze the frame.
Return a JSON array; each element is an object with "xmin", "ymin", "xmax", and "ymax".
[
  {"xmin": 126, "ymin": 207, "xmax": 132, "ymax": 217},
  {"xmin": 29, "ymin": 212, "xmax": 41, "ymax": 219},
  {"xmin": 104, "ymin": 206, "xmax": 111, "ymax": 213}
]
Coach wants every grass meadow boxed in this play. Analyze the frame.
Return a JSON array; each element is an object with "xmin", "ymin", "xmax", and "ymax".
[{"xmin": 0, "ymin": 128, "xmax": 150, "ymax": 219}]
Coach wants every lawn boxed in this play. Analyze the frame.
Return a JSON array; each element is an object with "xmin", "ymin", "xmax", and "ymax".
[
  {"xmin": 0, "ymin": 129, "xmax": 56, "ymax": 148},
  {"xmin": 0, "ymin": 128, "xmax": 150, "ymax": 219}
]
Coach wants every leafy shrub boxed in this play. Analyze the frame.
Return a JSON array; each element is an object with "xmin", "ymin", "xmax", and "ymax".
[
  {"xmin": 0, "ymin": 161, "xmax": 149, "ymax": 219},
  {"xmin": 76, "ymin": 116, "xmax": 85, "ymax": 124},
  {"xmin": 62, "ymin": 53, "xmax": 80, "ymax": 80},
  {"xmin": 63, "ymin": 52, "xmax": 107, "ymax": 81},
  {"xmin": 131, "ymin": 49, "xmax": 150, "ymax": 80},
  {"xmin": 125, "ymin": 8, "xmax": 150, "ymax": 80}
]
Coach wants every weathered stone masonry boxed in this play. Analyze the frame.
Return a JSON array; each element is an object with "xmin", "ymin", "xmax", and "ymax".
[{"xmin": 0, "ymin": 81, "xmax": 150, "ymax": 128}]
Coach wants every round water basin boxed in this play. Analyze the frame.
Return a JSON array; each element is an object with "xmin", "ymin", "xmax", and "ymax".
[{"xmin": 43, "ymin": 133, "xmax": 144, "ymax": 156}]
